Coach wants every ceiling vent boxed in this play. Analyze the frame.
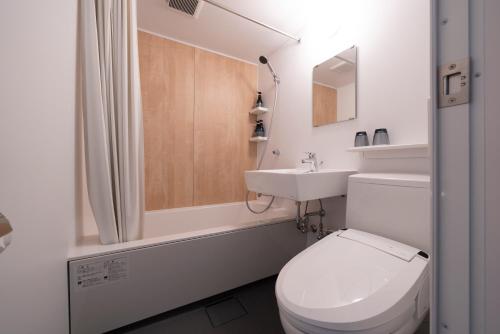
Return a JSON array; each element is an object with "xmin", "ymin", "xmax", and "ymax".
[
  {"xmin": 167, "ymin": 0, "xmax": 204, "ymax": 18},
  {"xmin": 329, "ymin": 60, "xmax": 354, "ymax": 73}
]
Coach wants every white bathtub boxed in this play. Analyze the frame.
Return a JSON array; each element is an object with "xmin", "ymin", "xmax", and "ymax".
[
  {"xmin": 69, "ymin": 201, "xmax": 294, "ymax": 259},
  {"xmin": 144, "ymin": 201, "xmax": 295, "ymax": 237},
  {"xmin": 68, "ymin": 201, "xmax": 305, "ymax": 334}
]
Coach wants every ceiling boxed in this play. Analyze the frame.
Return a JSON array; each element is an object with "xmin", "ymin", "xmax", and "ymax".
[{"xmin": 137, "ymin": 0, "xmax": 309, "ymax": 63}]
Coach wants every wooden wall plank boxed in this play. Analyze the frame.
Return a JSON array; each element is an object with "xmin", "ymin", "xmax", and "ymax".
[
  {"xmin": 139, "ymin": 31, "xmax": 195, "ymax": 210},
  {"xmin": 193, "ymin": 49, "xmax": 257, "ymax": 205},
  {"xmin": 313, "ymin": 83, "xmax": 337, "ymax": 126},
  {"xmin": 139, "ymin": 31, "xmax": 257, "ymax": 209}
]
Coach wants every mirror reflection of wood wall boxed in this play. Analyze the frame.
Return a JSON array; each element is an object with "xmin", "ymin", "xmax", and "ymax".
[{"xmin": 313, "ymin": 83, "xmax": 337, "ymax": 126}]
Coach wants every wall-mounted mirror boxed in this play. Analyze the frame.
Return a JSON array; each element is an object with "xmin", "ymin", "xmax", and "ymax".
[{"xmin": 312, "ymin": 46, "xmax": 357, "ymax": 127}]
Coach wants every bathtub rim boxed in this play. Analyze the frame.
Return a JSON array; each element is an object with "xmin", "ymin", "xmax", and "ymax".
[{"xmin": 68, "ymin": 213, "xmax": 296, "ymax": 261}]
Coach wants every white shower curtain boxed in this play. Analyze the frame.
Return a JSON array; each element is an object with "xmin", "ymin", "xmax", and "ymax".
[{"xmin": 80, "ymin": 0, "xmax": 144, "ymax": 244}]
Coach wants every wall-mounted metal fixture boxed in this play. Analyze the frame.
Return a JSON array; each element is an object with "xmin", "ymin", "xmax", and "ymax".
[
  {"xmin": 439, "ymin": 58, "xmax": 470, "ymax": 108},
  {"xmin": 0, "ymin": 212, "xmax": 13, "ymax": 254}
]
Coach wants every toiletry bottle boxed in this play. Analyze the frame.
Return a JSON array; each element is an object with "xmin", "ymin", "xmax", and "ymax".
[
  {"xmin": 255, "ymin": 92, "xmax": 264, "ymax": 108},
  {"xmin": 254, "ymin": 120, "xmax": 265, "ymax": 137}
]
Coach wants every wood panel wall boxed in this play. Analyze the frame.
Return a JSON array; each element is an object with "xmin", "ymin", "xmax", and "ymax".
[
  {"xmin": 194, "ymin": 49, "xmax": 257, "ymax": 205},
  {"xmin": 139, "ymin": 31, "xmax": 195, "ymax": 211},
  {"xmin": 312, "ymin": 83, "xmax": 337, "ymax": 126},
  {"xmin": 138, "ymin": 31, "xmax": 257, "ymax": 210}
]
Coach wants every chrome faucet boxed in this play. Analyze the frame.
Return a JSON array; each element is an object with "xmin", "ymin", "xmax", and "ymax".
[{"xmin": 301, "ymin": 152, "xmax": 319, "ymax": 172}]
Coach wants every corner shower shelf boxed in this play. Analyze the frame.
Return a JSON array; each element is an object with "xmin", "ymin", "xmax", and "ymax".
[
  {"xmin": 347, "ymin": 143, "xmax": 429, "ymax": 159},
  {"xmin": 249, "ymin": 107, "xmax": 271, "ymax": 115},
  {"xmin": 249, "ymin": 136, "xmax": 268, "ymax": 142}
]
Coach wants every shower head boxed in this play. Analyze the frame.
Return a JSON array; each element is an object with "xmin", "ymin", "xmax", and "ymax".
[{"xmin": 259, "ymin": 55, "xmax": 279, "ymax": 83}]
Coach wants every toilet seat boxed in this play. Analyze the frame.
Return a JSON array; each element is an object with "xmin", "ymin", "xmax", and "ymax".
[{"xmin": 276, "ymin": 229, "xmax": 429, "ymax": 333}]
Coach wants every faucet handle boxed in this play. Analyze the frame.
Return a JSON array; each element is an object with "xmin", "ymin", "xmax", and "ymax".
[{"xmin": 305, "ymin": 152, "xmax": 316, "ymax": 158}]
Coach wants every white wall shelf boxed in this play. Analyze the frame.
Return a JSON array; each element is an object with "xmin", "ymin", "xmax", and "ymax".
[
  {"xmin": 249, "ymin": 136, "xmax": 268, "ymax": 142},
  {"xmin": 347, "ymin": 143, "xmax": 429, "ymax": 159},
  {"xmin": 347, "ymin": 143, "xmax": 428, "ymax": 152},
  {"xmin": 249, "ymin": 107, "xmax": 271, "ymax": 115}
]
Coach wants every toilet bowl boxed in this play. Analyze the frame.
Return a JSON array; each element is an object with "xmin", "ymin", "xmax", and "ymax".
[
  {"xmin": 276, "ymin": 173, "xmax": 431, "ymax": 334},
  {"xmin": 276, "ymin": 229, "xmax": 429, "ymax": 334}
]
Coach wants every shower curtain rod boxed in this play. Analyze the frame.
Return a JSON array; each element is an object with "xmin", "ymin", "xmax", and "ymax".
[{"xmin": 203, "ymin": 0, "xmax": 301, "ymax": 43}]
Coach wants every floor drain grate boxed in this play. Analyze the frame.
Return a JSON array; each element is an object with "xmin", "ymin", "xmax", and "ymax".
[{"xmin": 205, "ymin": 297, "xmax": 248, "ymax": 327}]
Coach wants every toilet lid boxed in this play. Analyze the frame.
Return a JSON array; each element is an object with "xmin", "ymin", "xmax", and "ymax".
[{"xmin": 276, "ymin": 229, "xmax": 429, "ymax": 332}]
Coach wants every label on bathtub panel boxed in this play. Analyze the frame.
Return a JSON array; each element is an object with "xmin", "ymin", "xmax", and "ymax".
[{"xmin": 75, "ymin": 256, "xmax": 129, "ymax": 289}]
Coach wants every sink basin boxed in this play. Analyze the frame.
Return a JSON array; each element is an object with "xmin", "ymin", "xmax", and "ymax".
[{"xmin": 245, "ymin": 169, "xmax": 357, "ymax": 202}]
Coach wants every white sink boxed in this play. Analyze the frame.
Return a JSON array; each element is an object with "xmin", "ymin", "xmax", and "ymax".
[{"xmin": 245, "ymin": 169, "xmax": 357, "ymax": 202}]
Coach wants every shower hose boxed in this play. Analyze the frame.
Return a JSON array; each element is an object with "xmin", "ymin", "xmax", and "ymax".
[{"xmin": 245, "ymin": 79, "xmax": 279, "ymax": 214}]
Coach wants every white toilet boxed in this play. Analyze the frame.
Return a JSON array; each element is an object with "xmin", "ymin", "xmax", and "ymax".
[{"xmin": 276, "ymin": 173, "xmax": 431, "ymax": 334}]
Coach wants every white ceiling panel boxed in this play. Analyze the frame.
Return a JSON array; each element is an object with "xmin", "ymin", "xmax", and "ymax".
[{"xmin": 137, "ymin": 0, "xmax": 308, "ymax": 63}]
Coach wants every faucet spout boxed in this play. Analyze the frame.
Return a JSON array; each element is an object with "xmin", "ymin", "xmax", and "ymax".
[{"xmin": 302, "ymin": 152, "xmax": 319, "ymax": 172}]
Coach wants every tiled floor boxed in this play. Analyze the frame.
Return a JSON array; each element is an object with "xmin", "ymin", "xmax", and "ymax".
[
  {"xmin": 109, "ymin": 276, "xmax": 429, "ymax": 334},
  {"xmin": 109, "ymin": 276, "xmax": 285, "ymax": 334}
]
